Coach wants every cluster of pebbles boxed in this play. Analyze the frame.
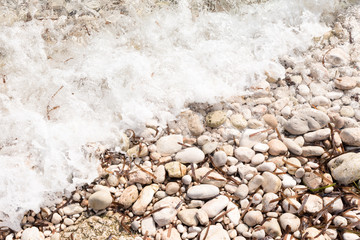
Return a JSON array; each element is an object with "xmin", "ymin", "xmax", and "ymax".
[{"xmin": 4, "ymin": 2, "xmax": 360, "ymax": 240}]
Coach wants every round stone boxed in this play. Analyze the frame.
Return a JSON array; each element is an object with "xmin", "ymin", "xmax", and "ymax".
[
  {"xmin": 279, "ymin": 213, "xmax": 300, "ymax": 232},
  {"xmin": 243, "ymin": 211, "xmax": 263, "ymax": 227},
  {"xmin": 206, "ymin": 111, "xmax": 227, "ymax": 128},
  {"xmin": 187, "ymin": 184, "xmax": 219, "ymax": 200},
  {"xmin": 88, "ymin": 190, "xmax": 113, "ymax": 210}
]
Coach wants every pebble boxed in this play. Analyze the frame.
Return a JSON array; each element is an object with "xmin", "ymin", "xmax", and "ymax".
[
  {"xmin": 177, "ymin": 209, "xmax": 198, "ymax": 226},
  {"xmin": 302, "ymin": 146, "xmax": 324, "ymax": 157},
  {"xmin": 256, "ymin": 162, "xmax": 276, "ymax": 172},
  {"xmin": 304, "ymin": 194, "xmax": 323, "ymax": 213},
  {"xmin": 263, "ymin": 218, "xmax": 282, "ymax": 238},
  {"xmin": 187, "ymin": 184, "xmax": 219, "ymax": 200},
  {"xmin": 262, "ymin": 193, "xmax": 279, "ymax": 212},
  {"xmin": 282, "ymin": 174, "xmax": 297, "ymax": 188},
  {"xmin": 88, "ymin": 190, "xmax": 113, "ymax": 211},
  {"xmin": 279, "ymin": 213, "xmax": 300, "ymax": 232},
  {"xmin": 201, "ymin": 195, "xmax": 229, "ymax": 218},
  {"xmin": 333, "ymin": 216, "xmax": 347, "ymax": 227},
  {"xmin": 268, "ymin": 139, "xmax": 288, "ymax": 156},
  {"xmin": 285, "ymin": 157, "xmax": 301, "ymax": 175},
  {"xmin": 226, "ymin": 202, "xmax": 240, "ymax": 226},
  {"xmin": 284, "ymin": 109, "xmax": 330, "ymax": 135},
  {"xmin": 21, "ymin": 227, "xmax": 44, "ymax": 240},
  {"xmin": 328, "ymin": 153, "xmax": 360, "ymax": 184},
  {"xmin": 239, "ymin": 129, "xmax": 268, "ymax": 148},
  {"xmin": 340, "ymin": 128, "xmax": 360, "ymax": 146},
  {"xmin": 262, "ymin": 172, "xmax": 282, "ymax": 193},
  {"xmin": 202, "ymin": 141, "xmax": 218, "ymax": 154},
  {"xmin": 195, "ymin": 167, "xmax": 227, "ymax": 187},
  {"xmin": 252, "ymin": 229, "xmax": 265, "ymax": 239},
  {"xmin": 253, "ymin": 143, "xmax": 269, "ymax": 153},
  {"xmin": 63, "ymin": 218, "xmax": 74, "ymax": 225},
  {"xmin": 304, "ymin": 128, "xmax": 330, "ymax": 142},
  {"xmin": 340, "ymin": 106, "xmax": 355, "ymax": 117},
  {"xmin": 51, "ymin": 213, "xmax": 62, "ymax": 224},
  {"xmin": 263, "ymin": 114, "xmax": 278, "ymax": 128},
  {"xmin": 156, "ymin": 135, "xmax": 183, "ymax": 156},
  {"xmin": 248, "ymin": 175, "xmax": 264, "ymax": 193},
  {"xmin": 343, "ymin": 232, "xmax": 360, "ymax": 240},
  {"xmin": 133, "ymin": 184, "xmax": 158, "ymax": 215},
  {"xmin": 199, "ymin": 224, "xmax": 230, "ymax": 240},
  {"xmin": 243, "ymin": 210, "xmax": 263, "ymax": 227},
  {"xmin": 154, "ymin": 165, "xmax": 166, "ymax": 183},
  {"xmin": 248, "ymin": 119, "xmax": 264, "ymax": 129},
  {"xmin": 142, "ymin": 216, "xmax": 156, "ymax": 236},
  {"xmin": 282, "ymin": 138, "xmax": 303, "ymax": 155},
  {"xmin": 282, "ymin": 198, "xmax": 301, "ymax": 213},
  {"xmin": 165, "ymin": 182, "xmax": 180, "ymax": 195},
  {"xmin": 298, "ymin": 84, "xmax": 310, "ymax": 96},
  {"xmin": 235, "ymin": 147, "xmax": 255, "ymax": 163},
  {"xmin": 335, "ymin": 76, "xmax": 358, "ymax": 90},
  {"xmin": 325, "ymin": 47, "xmax": 350, "ymax": 66},
  {"xmin": 63, "ymin": 203, "xmax": 84, "ymax": 216},
  {"xmin": 323, "ymin": 197, "xmax": 343, "ymax": 213},
  {"xmin": 295, "ymin": 168, "xmax": 305, "ymax": 178},
  {"xmin": 153, "ymin": 197, "xmax": 181, "ymax": 227},
  {"xmin": 128, "ymin": 165, "xmax": 153, "ymax": 185},
  {"xmin": 230, "ymin": 114, "xmax": 248, "ymax": 129},
  {"xmin": 161, "ymin": 228, "xmax": 181, "ymax": 240},
  {"xmin": 175, "ymin": 147, "xmax": 205, "ymax": 164},
  {"xmin": 213, "ymin": 151, "xmax": 227, "ymax": 167},
  {"xmin": 234, "ymin": 184, "xmax": 249, "ymax": 199},
  {"xmin": 195, "ymin": 209, "xmax": 209, "ymax": 225},
  {"xmin": 187, "ymin": 112, "xmax": 205, "ymax": 136},
  {"xmin": 206, "ymin": 110, "xmax": 227, "ymax": 128},
  {"xmin": 181, "ymin": 175, "xmax": 192, "ymax": 185},
  {"xmin": 165, "ymin": 162, "xmax": 187, "ymax": 178}
]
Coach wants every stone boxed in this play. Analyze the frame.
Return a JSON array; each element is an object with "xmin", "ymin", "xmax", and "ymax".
[
  {"xmin": 141, "ymin": 216, "xmax": 156, "ymax": 236},
  {"xmin": 248, "ymin": 119, "xmax": 264, "ymax": 129},
  {"xmin": 187, "ymin": 184, "xmax": 220, "ymax": 200},
  {"xmin": 284, "ymin": 109, "xmax": 330, "ymax": 135},
  {"xmin": 252, "ymin": 229, "xmax": 265, "ymax": 239},
  {"xmin": 153, "ymin": 197, "xmax": 181, "ymax": 227},
  {"xmin": 202, "ymin": 141, "xmax": 218, "ymax": 154},
  {"xmin": 279, "ymin": 213, "xmax": 300, "ymax": 232},
  {"xmin": 127, "ymin": 144, "xmax": 148, "ymax": 158},
  {"xmin": 335, "ymin": 77, "xmax": 358, "ymax": 90},
  {"xmin": 328, "ymin": 153, "xmax": 360, "ymax": 184},
  {"xmin": 175, "ymin": 147, "xmax": 205, "ymax": 163},
  {"xmin": 107, "ymin": 174, "xmax": 120, "ymax": 187},
  {"xmin": 195, "ymin": 167, "xmax": 227, "ymax": 187},
  {"xmin": 199, "ymin": 224, "xmax": 230, "ymax": 240},
  {"xmin": 251, "ymin": 153, "xmax": 265, "ymax": 165},
  {"xmin": 88, "ymin": 190, "xmax": 113, "ymax": 210},
  {"xmin": 268, "ymin": 139, "xmax": 288, "ymax": 156},
  {"xmin": 188, "ymin": 113, "xmax": 205, "ymax": 136},
  {"xmin": 302, "ymin": 146, "xmax": 324, "ymax": 157},
  {"xmin": 63, "ymin": 204, "xmax": 84, "ymax": 216},
  {"xmin": 303, "ymin": 172, "xmax": 322, "ymax": 189},
  {"xmin": 178, "ymin": 209, "xmax": 199, "ymax": 226},
  {"xmin": 165, "ymin": 162, "xmax": 187, "ymax": 178},
  {"xmin": 21, "ymin": 227, "xmax": 44, "ymax": 240},
  {"xmin": 298, "ymin": 84, "xmax": 310, "ymax": 96},
  {"xmin": 282, "ymin": 174, "xmax": 297, "ymax": 188},
  {"xmin": 323, "ymin": 197, "xmax": 343, "ymax": 213},
  {"xmin": 343, "ymin": 232, "xmax": 360, "ymax": 240},
  {"xmin": 304, "ymin": 129, "xmax": 331, "ymax": 142},
  {"xmin": 182, "ymin": 175, "xmax": 192, "ymax": 185},
  {"xmin": 333, "ymin": 216, "xmax": 347, "ymax": 227},
  {"xmin": 256, "ymin": 162, "xmax": 276, "ymax": 172},
  {"xmin": 133, "ymin": 184, "xmax": 158, "ymax": 215},
  {"xmin": 165, "ymin": 182, "xmax": 180, "ymax": 195},
  {"xmin": 161, "ymin": 228, "xmax": 181, "ymax": 240},
  {"xmin": 262, "ymin": 172, "xmax": 281, "ymax": 193},
  {"xmin": 196, "ymin": 209, "xmax": 209, "ymax": 225},
  {"xmin": 230, "ymin": 114, "xmax": 248, "ymax": 129},
  {"xmin": 118, "ymin": 185, "xmax": 138, "ymax": 209},
  {"xmin": 51, "ymin": 213, "xmax": 62, "ymax": 224},
  {"xmin": 201, "ymin": 195, "xmax": 229, "ymax": 218},
  {"xmin": 235, "ymin": 147, "xmax": 255, "ymax": 163},
  {"xmin": 304, "ymin": 194, "xmax": 323, "ymax": 213},
  {"xmin": 340, "ymin": 128, "xmax": 360, "ymax": 146},
  {"xmin": 340, "ymin": 106, "xmax": 355, "ymax": 118},
  {"xmin": 310, "ymin": 96, "xmax": 331, "ymax": 107},
  {"xmin": 243, "ymin": 210, "xmax": 263, "ymax": 227},
  {"xmin": 282, "ymin": 198, "xmax": 301, "ymax": 213},
  {"xmin": 154, "ymin": 165, "xmax": 166, "ymax": 183},
  {"xmin": 156, "ymin": 135, "xmax": 183, "ymax": 156},
  {"xmin": 128, "ymin": 165, "xmax": 153, "ymax": 185},
  {"xmin": 253, "ymin": 143, "xmax": 269, "ymax": 153},
  {"xmin": 206, "ymin": 111, "xmax": 227, "ymax": 128},
  {"xmin": 283, "ymin": 138, "xmax": 302, "ymax": 155},
  {"xmin": 63, "ymin": 218, "xmax": 74, "ymax": 225},
  {"xmin": 262, "ymin": 193, "xmax": 279, "ymax": 212},
  {"xmin": 248, "ymin": 175, "xmax": 264, "ymax": 193},
  {"xmin": 325, "ymin": 48, "xmax": 350, "ymax": 67},
  {"xmin": 263, "ymin": 114, "xmax": 278, "ymax": 128},
  {"xmin": 226, "ymin": 202, "xmax": 240, "ymax": 226},
  {"xmin": 237, "ymin": 165, "xmax": 257, "ymax": 179},
  {"xmin": 263, "ymin": 218, "xmax": 282, "ymax": 238},
  {"xmin": 303, "ymin": 227, "xmax": 326, "ymax": 240},
  {"xmin": 285, "ymin": 157, "xmax": 301, "ymax": 175},
  {"xmin": 234, "ymin": 184, "xmax": 249, "ymax": 199},
  {"xmin": 213, "ymin": 151, "xmax": 227, "ymax": 167}
]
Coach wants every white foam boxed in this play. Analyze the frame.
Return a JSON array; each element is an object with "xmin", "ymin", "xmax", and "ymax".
[{"xmin": 0, "ymin": 0, "xmax": 345, "ymax": 230}]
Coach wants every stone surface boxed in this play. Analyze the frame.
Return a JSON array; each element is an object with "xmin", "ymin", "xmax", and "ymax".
[
  {"xmin": 335, "ymin": 76, "xmax": 358, "ymax": 90},
  {"xmin": 262, "ymin": 172, "xmax": 281, "ymax": 193},
  {"xmin": 187, "ymin": 184, "xmax": 220, "ymax": 200},
  {"xmin": 175, "ymin": 147, "xmax": 205, "ymax": 163},
  {"xmin": 154, "ymin": 165, "xmax": 166, "ymax": 183},
  {"xmin": 304, "ymin": 194, "xmax": 323, "ymax": 213},
  {"xmin": 153, "ymin": 197, "xmax": 181, "ymax": 227},
  {"xmin": 161, "ymin": 228, "xmax": 181, "ymax": 240},
  {"xmin": 88, "ymin": 190, "xmax": 113, "ymax": 211},
  {"xmin": 262, "ymin": 193, "xmax": 279, "ymax": 212},
  {"xmin": 165, "ymin": 182, "xmax": 180, "ymax": 195},
  {"xmin": 177, "ymin": 209, "xmax": 199, "ymax": 226},
  {"xmin": 201, "ymin": 195, "xmax": 229, "ymax": 218},
  {"xmin": 165, "ymin": 162, "xmax": 187, "ymax": 178},
  {"xmin": 284, "ymin": 109, "xmax": 330, "ymax": 135},
  {"xmin": 234, "ymin": 184, "xmax": 249, "ymax": 199},
  {"xmin": 303, "ymin": 171, "xmax": 322, "ymax": 189},
  {"xmin": 263, "ymin": 218, "xmax": 282, "ymax": 238},
  {"xmin": 213, "ymin": 151, "xmax": 227, "ymax": 167},
  {"xmin": 128, "ymin": 165, "xmax": 153, "ymax": 185},
  {"xmin": 268, "ymin": 139, "xmax": 288, "ymax": 156},
  {"xmin": 235, "ymin": 147, "xmax": 255, "ymax": 163},
  {"xmin": 285, "ymin": 157, "xmax": 301, "ymax": 175},
  {"xmin": 283, "ymin": 138, "xmax": 302, "ymax": 155},
  {"xmin": 63, "ymin": 204, "xmax": 84, "ymax": 216},
  {"xmin": 340, "ymin": 128, "xmax": 360, "ymax": 146},
  {"xmin": 199, "ymin": 224, "xmax": 230, "ymax": 240},
  {"xmin": 325, "ymin": 47, "xmax": 350, "ymax": 67},
  {"xmin": 328, "ymin": 153, "xmax": 360, "ymax": 184},
  {"xmin": 279, "ymin": 213, "xmax": 300, "ymax": 232},
  {"xmin": 156, "ymin": 135, "xmax": 183, "ymax": 156},
  {"xmin": 243, "ymin": 211, "xmax": 263, "ymax": 227},
  {"xmin": 141, "ymin": 216, "xmax": 156, "ymax": 236},
  {"xmin": 263, "ymin": 114, "xmax": 278, "ymax": 128},
  {"xmin": 206, "ymin": 111, "xmax": 227, "ymax": 128},
  {"xmin": 133, "ymin": 184, "xmax": 158, "ymax": 215}
]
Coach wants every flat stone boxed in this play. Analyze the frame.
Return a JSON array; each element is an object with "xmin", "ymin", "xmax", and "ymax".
[
  {"xmin": 201, "ymin": 195, "xmax": 229, "ymax": 218},
  {"xmin": 226, "ymin": 202, "xmax": 240, "ymax": 226},
  {"xmin": 283, "ymin": 138, "xmax": 302, "ymax": 155},
  {"xmin": 304, "ymin": 194, "xmax": 323, "ymax": 213},
  {"xmin": 63, "ymin": 204, "xmax": 84, "ymax": 216},
  {"xmin": 206, "ymin": 111, "xmax": 227, "ymax": 128},
  {"xmin": 235, "ymin": 147, "xmax": 255, "ymax": 163},
  {"xmin": 340, "ymin": 128, "xmax": 360, "ymax": 146},
  {"xmin": 304, "ymin": 129, "xmax": 331, "ymax": 142},
  {"xmin": 88, "ymin": 190, "xmax": 113, "ymax": 211},
  {"xmin": 284, "ymin": 109, "xmax": 330, "ymax": 135},
  {"xmin": 279, "ymin": 213, "xmax": 300, "ymax": 232},
  {"xmin": 175, "ymin": 147, "xmax": 205, "ymax": 163},
  {"xmin": 195, "ymin": 167, "xmax": 227, "ymax": 187},
  {"xmin": 178, "ymin": 209, "xmax": 199, "ymax": 226},
  {"xmin": 335, "ymin": 77, "xmax": 358, "ymax": 90},
  {"xmin": 263, "ymin": 218, "xmax": 282, "ymax": 238},
  {"xmin": 199, "ymin": 224, "xmax": 230, "ymax": 240},
  {"xmin": 310, "ymin": 96, "xmax": 331, "ymax": 107},
  {"xmin": 243, "ymin": 210, "xmax": 263, "ymax": 227},
  {"xmin": 153, "ymin": 197, "xmax": 181, "ymax": 227},
  {"xmin": 302, "ymin": 146, "xmax": 324, "ymax": 157},
  {"xmin": 133, "ymin": 184, "xmax": 158, "ymax": 215},
  {"xmin": 256, "ymin": 162, "xmax": 276, "ymax": 172},
  {"xmin": 187, "ymin": 184, "xmax": 219, "ymax": 200},
  {"xmin": 262, "ymin": 172, "xmax": 281, "ymax": 193},
  {"xmin": 268, "ymin": 139, "xmax": 288, "ymax": 156},
  {"xmin": 253, "ymin": 143, "xmax": 269, "ymax": 153},
  {"xmin": 165, "ymin": 161, "xmax": 187, "ymax": 178},
  {"xmin": 141, "ymin": 216, "xmax": 156, "ymax": 236},
  {"xmin": 156, "ymin": 135, "xmax": 183, "ymax": 156},
  {"xmin": 328, "ymin": 153, "xmax": 360, "ymax": 184}
]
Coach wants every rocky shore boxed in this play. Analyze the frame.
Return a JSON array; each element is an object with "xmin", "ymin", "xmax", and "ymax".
[{"xmin": 3, "ymin": 2, "xmax": 360, "ymax": 240}]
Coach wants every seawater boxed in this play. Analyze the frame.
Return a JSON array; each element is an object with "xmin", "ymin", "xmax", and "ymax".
[{"xmin": 0, "ymin": 0, "xmax": 351, "ymax": 230}]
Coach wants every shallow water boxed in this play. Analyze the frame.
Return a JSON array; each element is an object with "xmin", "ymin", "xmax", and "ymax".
[{"xmin": 0, "ymin": 0, "xmax": 352, "ymax": 230}]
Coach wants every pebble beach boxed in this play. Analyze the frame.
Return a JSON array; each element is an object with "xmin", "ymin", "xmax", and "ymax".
[{"xmin": 2, "ymin": 1, "xmax": 360, "ymax": 240}]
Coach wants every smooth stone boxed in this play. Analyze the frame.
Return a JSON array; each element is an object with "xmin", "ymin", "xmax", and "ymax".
[
  {"xmin": 165, "ymin": 182, "xmax": 180, "ymax": 195},
  {"xmin": 252, "ymin": 229, "xmax": 265, "ymax": 239},
  {"xmin": 107, "ymin": 174, "xmax": 120, "ymax": 187},
  {"xmin": 206, "ymin": 111, "xmax": 227, "ymax": 128},
  {"xmin": 251, "ymin": 153, "xmax": 265, "ymax": 166},
  {"xmin": 302, "ymin": 171, "xmax": 322, "ymax": 189},
  {"xmin": 88, "ymin": 190, "xmax": 113, "ymax": 210},
  {"xmin": 165, "ymin": 161, "xmax": 187, "ymax": 178},
  {"xmin": 213, "ymin": 151, "xmax": 227, "ymax": 167},
  {"xmin": 304, "ymin": 129, "xmax": 331, "ymax": 142},
  {"xmin": 343, "ymin": 232, "xmax": 360, "ymax": 240},
  {"xmin": 298, "ymin": 84, "xmax": 310, "ymax": 96},
  {"xmin": 141, "ymin": 216, "xmax": 156, "ymax": 236},
  {"xmin": 323, "ymin": 197, "xmax": 343, "ymax": 213},
  {"xmin": 282, "ymin": 174, "xmax": 297, "ymax": 188},
  {"xmin": 304, "ymin": 194, "xmax": 323, "ymax": 213},
  {"xmin": 340, "ymin": 128, "xmax": 360, "ymax": 146},
  {"xmin": 188, "ymin": 112, "xmax": 205, "ymax": 136},
  {"xmin": 333, "ymin": 216, "xmax": 347, "ymax": 227},
  {"xmin": 282, "ymin": 198, "xmax": 301, "ymax": 213},
  {"xmin": 310, "ymin": 96, "xmax": 331, "ymax": 106},
  {"xmin": 237, "ymin": 165, "xmax": 257, "ymax": 179},
  {"xmin": 263, "ymin": 114, "xmax": 278, "ymax": 128},
  {"xmin": 285, "ymin": 157, "xmax": 301, "ymax": 175},
  {"xmin": 248, "ymin": 119, "xmax": 264, "ymax": 129},
  {"xmin": 235, "ymin": 147, "xmax": 255, "ymax": 163},
  {"xmin": 175, "ymin": 147, "xmax": 205, "ymax": 163},
  {"xmin": 243, "ymin": 211, "xmax": 263, "ymax": 227},
  {"xmin": 279, "ymin": 213, "xmax": 300, "ymax": 232},
  {"xmin": 128, "ymin": 165, "xmax": 153, "ymax": 185},
  {"xmin": 156, "ymin": 135, "xmax": 183, "ymax": 156},
  {"xmin": 302, "ymin": 146, "xmax": 324, "ymax": 157},
  {"xmin": 153, "ymin": 197, "xmax": 181, "ymax": 227},
  {"xmin": 262, "ymin": 193, "xmax": 279, "ymax": 212},
  {"xmin": 239, "ymin": 129, "xmax": 268, "ymax": 148},
  {"xmin": 196, "ymin": 209, "xmax": 209, "ymax": 225},
  {"xmin": 284, "ymin": 109, "xmax": 330, "ymax": 135},
  {"xmin": 202, "ymin": 141, "xmax": 218, "ymax": 154},
  {"xmin": 303, "ymin": 227, "xmax": 326, "ymax": 240},
  {"xmin": 325, "ymin": 48, "xmax": 350, "ymax": 67},
  {"xmin": 248, "ymin": 175, "xmax": 264, "ymax": 193},
  {"xmin": 195, "ymin": 167, "xmax": 227, "ymax": 187},
  {"xmin": 262, "ymin": 172, "xmax": 281, "ymax": 193},
  {"xmin": 127, "ymin": 144, "xmax": 148, "ymax": 158},
  {"xmin": 268, "ymin": 139, "xmax": 288, "ymax": 156},
  {"xmin": 154, "ymin": 165, "xmax": 166, "ymax": 183},
  {"xmin": 234, "ymin": 184, "xmax": 249, "ymax": 199},
  {"xmin": 230, "ymin": 114, "xmax": 248, "ymax": 129},
  {"xmin": 21, "ymin": 227, "xmax": 44, "ymax": 240},
  {"xmin": 226, "ymin": 202, "xmax": 240, "ymax": 226},
  {"xmin": 335, "ymin": 77, "xmax": 358, "ymax": 90},
  {"xmin": 201, "ymin": 195, "xmax": 229, "ymax": 218},
  {"xmin": 263, "ymin": 218, "xmax": 282, "ymax": 238},
  {"xmin": 253, "ymin": 143, "xmax": 269, "ymax": 153},
  {"xmin": 283, "ymin": 138, "xmax": 303, "ymax": 155},
  {"xmin": 256, "ymin": 162, "xmax": 276, "ymax": 172},
  {"xmin": 63, "ymin": 204, "xmax": 84, "ymax": 216},
  {"xmin": 51, "ymin": 213, "xmax": 62, "ymax": 224},
  {"xmin": 328, "ymin": 153, "xmax": 360, "ymax": 184},
  {"xmin": 133, "ymin": 184, "xmax": 158, "ymax": 215},
  {"xmin": 340, "ymin": 106, "xmax": 355, "ymax": 117},
  {"xmin": 182, "ymin": 175, "xmax": 192, "ymax": 185},
  {"xmin": 197, "ymin": 135, "xmax": 211, "ymax": 146},
  {"xmin": 178, "ymin": 209, "xmax": 199, "ymax": 226},
  {"xmin": 199, "ymin": 224, "xmax": 230, "ymax": 240},
  {"xmin": 161, "ymin": 228, "xmax": 181, "ymax": 240},
  {"xmin": 187, "ymin": 184, "xmax": 219, "ymax": 200},
  {"xmin": 295, "ymin": 168, "xmax": 305, "ymax": 178},
  {"xmin": 118, "ymin": 185, "xmax": 138, "ymax": 209}
]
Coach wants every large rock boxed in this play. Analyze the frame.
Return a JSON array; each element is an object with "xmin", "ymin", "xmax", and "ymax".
[
  {"xmin": 187, "ymin": 184, "xmax": 219, "ymax": 200},
  {"xmin": 340, "ymin": 128, "xmax": 360, "ymax": 146},
  {"xmin": 156, "ymin": 135, "xmax": 183, "ymax": 156},
  {"xmin": 284, "ymin": 109, "xmax": 330, "ymax": 135},
  {"xmin": 328, "ymin": 153, "xmax": 360, "ymax": 184}
]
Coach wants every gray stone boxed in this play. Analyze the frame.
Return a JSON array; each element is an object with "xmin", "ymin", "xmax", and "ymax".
[
  {"xmin": 304, "ymin": 194, "xmax": 323, "ymax": 213},
  {"xmin": 213, "ymin": 151, "xmax": 227, "ymax": 167},
  {"xmin": 328, "ymin": 153, "xmax": 360, "ymax": 184},
  {"xmin": 175, "ymin": 147, "xmax": 205, "ymax": 163},
  {"xmin": 202, "ymin": 141, "xmax": 218, "ymax": 154},
  {"xmin": 187, "ymin": 184, "xmax": 219, "ymax": 200},
  {"xmin": 88, "ymin": 190, "xmax": 113, "ymax": 210},
  {"xmin": 178, "ymin": 209, "xmax": 199, "ymax": 226},
  {"xmin": 325, "ymin": 48, "xmax": 350, "ymax": 67},
  {"xmin": 302, "ymin": 171, "xmax": 322, "ymax": 189},
  {"xmin": 340, "ymin": 128, "xmax": 360, "ymax": 146}
]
